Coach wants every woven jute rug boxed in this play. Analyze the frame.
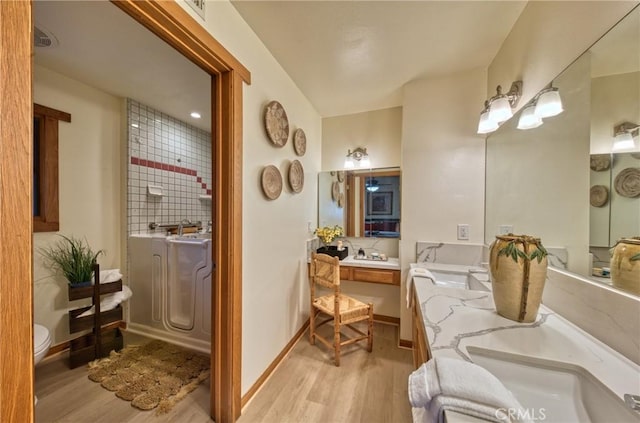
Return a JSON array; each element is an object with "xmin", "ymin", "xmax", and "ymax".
[{"xmin": 87, "ymin": 340, "xmax": 209, "ymax": 415}]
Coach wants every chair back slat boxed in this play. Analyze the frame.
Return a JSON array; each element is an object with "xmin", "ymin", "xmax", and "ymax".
[{"xmin": 310, "ymin": 253, "xmax": 340, "ymax": 289}]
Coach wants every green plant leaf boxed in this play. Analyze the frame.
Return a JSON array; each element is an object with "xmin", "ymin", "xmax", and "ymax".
[{"xmin": 631, "ymin": 253, "xmax": 640, "ymax": 262}]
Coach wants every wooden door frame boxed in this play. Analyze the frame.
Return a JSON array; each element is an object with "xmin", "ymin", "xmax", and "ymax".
[{"xmin": 0, "ymin": 1, "xmax": 249, "ymax": 422}]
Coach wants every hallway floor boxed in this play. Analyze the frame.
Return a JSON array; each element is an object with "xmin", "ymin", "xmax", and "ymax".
[{"xmin": 35, "ymin": 322, "xmax": 413, "ymax": 422}]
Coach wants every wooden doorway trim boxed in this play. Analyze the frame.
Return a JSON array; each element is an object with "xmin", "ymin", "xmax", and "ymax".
[
  {"xmin": 0, "ymin": 1, "xmax": 34, "ymax": 422},
  {"xmin": 0, "ymin": 1, "xmax": 248, "ymax": 422},
  {"xmin": 111, "ymin": 2, "xmax": 249, "ymax": 422}
]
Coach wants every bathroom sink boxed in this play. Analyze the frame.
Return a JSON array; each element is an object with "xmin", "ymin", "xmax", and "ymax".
[
  {"xmin": 413, "ymin": 263, "xmax": 490, "ymax": 292},
  {"xmin": 466, "ymin": 347, "xmax": 639, "ymax": 422}
]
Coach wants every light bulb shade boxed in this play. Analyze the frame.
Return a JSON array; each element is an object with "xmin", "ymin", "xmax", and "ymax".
[
  {"xmin": 344, "ymin": 157, "xmax": 355, "ymax": 169},
  {"xmin": 488, "ymin": 96, "xmax": 513, "ymax": 123},
  {"xmin": 517, "ymin": 105, "xmax": 543, "ymax": 130},
  {"xmin": 612, "ymin": 132, "xmax": 635, "ymax": 151},
  {"xmin": 534, "ymin": 89, "xmax": 563, "ymax": 118},
  {"xmin": 477, "ymin": 110, "xmax": 499, "ymax": 134},
  {"xmin": 359, "ymin": 156, "xmax": 371, "ymax": 168},
  {"xmin": 366, "ymin": 185, "xmax": 379, "ymax": 192}
]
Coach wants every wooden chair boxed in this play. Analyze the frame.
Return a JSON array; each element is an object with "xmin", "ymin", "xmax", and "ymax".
[{"xmin": 309, "ymin": 252, "xmax": 373, "ymax": 366}]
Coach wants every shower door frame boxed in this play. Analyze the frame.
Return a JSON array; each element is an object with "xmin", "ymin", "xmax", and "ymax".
[{"xmin": 0, "ymin": 1, "xmax": 249, "ymax": 422}]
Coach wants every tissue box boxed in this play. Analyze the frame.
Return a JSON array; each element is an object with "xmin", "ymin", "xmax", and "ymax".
[{"xmin": 316, "ymin": 246, "xmax": 348, "ymax": 260}]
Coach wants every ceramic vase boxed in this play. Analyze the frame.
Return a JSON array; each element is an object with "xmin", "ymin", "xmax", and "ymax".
[
  {"xmin": 489, "ymin": 235, "xmax": 548, "ymax": 323},
  {"xmin": 610, "ymin": 238, "xmax": 640, "ymax": 295}
]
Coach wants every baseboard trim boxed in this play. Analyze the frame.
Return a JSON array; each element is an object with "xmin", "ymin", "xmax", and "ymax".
[
  {"xmin": 44, "ymin": 320, "xmax": 127, "ymax": 358},
  {"xmin": 373, "ymin": 314, "xmax": 400, "ymax": 325},
  {"xmin": 241, "ymin": 319, "xmax": 310, "ymax": 408},
  {"xmin": 399, "ymin": 338, "xmax": 413, "ymax": 349}
]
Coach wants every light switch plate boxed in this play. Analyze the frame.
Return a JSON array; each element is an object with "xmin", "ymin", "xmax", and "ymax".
[
  {"xmin": 457, "ymin": 224, "xmax": 470, "ymax": 240},
  {"xmin": 499, "ymin": 225, "xmax": 514, "ymax": 235}
]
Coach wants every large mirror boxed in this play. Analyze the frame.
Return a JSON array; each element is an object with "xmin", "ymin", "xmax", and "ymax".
[
  {"xmin": 485, "ymin": 5, "xmax": 639, "ymax": 294},
  {"xmin": 318, "ymin": 167, "xmax": 401, "ymax": 238}
]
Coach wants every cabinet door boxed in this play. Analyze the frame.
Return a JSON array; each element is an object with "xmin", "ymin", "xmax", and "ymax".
[{"xmin": 412, "ymin": 286, "xmax": 430, "ymax": 367}]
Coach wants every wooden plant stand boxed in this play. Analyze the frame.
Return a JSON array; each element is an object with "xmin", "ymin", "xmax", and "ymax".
[{"xmin": 67, "ymin": 264, "xmax": 123, "ymax": 368}]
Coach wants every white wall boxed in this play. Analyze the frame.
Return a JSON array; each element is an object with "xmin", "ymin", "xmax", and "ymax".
[
  {"xmin": 322, "ymin": 107, "xmax": 402, "ymax": 171},
  {"xmin": 399, "ymin": 68, "xmax": 488, "ymax": 340},
  {"xmin": 33, "ymin": 65, "xmax": 122, "ymax": 345},
  {"xmin": 177, "ymin": 0, "xmax": 322, "ymax": 394},
  {"xmin": 488, "ymin": 1, "xmax": 638, "ymax": 110}
]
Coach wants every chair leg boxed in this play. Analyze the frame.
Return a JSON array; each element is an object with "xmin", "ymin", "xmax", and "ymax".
[
  {"xmin": 310, "ymin": 308, "xmax": 316, "ymax": 345},
  {"xmin": 367, "ymin": 303, "xmax": 373, "ymax": 352},
  {"xmin": 334, "ymin": 316, "xmax": 341, "ymax": 367}
]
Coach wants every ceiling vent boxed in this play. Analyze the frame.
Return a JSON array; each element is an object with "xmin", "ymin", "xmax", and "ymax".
[{"xmin": 34, "ymin": 25, "xmax": 58, "ymax": 48}]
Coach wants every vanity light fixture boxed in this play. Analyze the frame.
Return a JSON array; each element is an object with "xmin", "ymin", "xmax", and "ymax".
[
  {"xmin": 477, "ymin": 81, "xmax": 522, "ymax": 135},
  {"xmin": 517, "ymin": 103, "xmax": 543, "ymax": 130},
  {"xmin": 612, "ymin": 122, "xmax": 639, "ymax": 151},
  {"xmin": 344, "ymin": 147, "xmax": 371, "ymax": 169},
  {"xmin": 534, "ymin": 86, "xmax": 563, "ymax": 118},
  {"xmin": 477, "ymin": 101, "xmax": 499, "ymax": 134}
]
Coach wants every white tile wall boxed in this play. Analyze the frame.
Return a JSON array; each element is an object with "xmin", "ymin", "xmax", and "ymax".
[{"xmin": 127, "ymin": 99, "xmax": 212, "ymax": 234}]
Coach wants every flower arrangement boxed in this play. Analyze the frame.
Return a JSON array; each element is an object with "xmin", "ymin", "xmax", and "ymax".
[{"xmin": 314, "ymin": 225, "xmax": 343, "ymax": 245}]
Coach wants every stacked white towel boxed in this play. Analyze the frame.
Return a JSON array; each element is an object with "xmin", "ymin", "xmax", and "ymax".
[
  {"xmin": 409, "ymin": 357, "xmax": 531, "ymax": 423},
  {"xmin": 99, "ymin": 269, "xmax": 122, "ymax": 284},
  {"xmin": 406, "ymin": 267, "xmax": 436, "ymax": 308},
  {"xmin": 78, "ymin": 285, "xmax": 133, "ymax": 317}
]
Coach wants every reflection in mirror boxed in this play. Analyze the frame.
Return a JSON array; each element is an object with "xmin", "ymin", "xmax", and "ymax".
[
  {"xmin": 318, "ymin": 168, "xmax": 400, "ymax": 238},
  {"xmin": 485, "ymin": 5, "xmax": 639, "ymax": 296}
]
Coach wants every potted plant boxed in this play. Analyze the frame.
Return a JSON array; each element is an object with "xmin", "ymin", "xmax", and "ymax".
[
  {"xmin": 40, "ymin": 235, "xmax": 104, "ymax": 287},
  {"xmin": 489, "ymin": 234, "xmax": 548, "ymax": 323},
  {"xmin": 314, "ymin": 225, "xmax": 347, "ymax": 259}
]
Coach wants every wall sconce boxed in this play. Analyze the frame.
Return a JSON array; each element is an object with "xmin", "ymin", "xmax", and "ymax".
[
  {"xmin": 534, "ymin": 86, "xmax": 563, "ymax": 118},
  {"xmin": 613, "ymin": 122, "xmax": 639, "ymax": 151},
  {"xmin": 517, "ymin": 84, "xmax": 564, "ymax": 130},
  {"xmin": 477, "ymin": 81, "xmax": 522, "ymax": 135},
  {"xmin": 344, "ymin": 147, "xmax": 370, "ymax": 169}
]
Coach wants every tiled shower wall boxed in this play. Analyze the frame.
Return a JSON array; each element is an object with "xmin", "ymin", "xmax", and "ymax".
[{"xmin": 127, "ymin": 99, "xmax": 212, "ymax": 234}]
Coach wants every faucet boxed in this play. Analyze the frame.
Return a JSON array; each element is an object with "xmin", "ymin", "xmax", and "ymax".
[{"xmin": 177, "ymin": 218, "xmax": 191, "ymax": 236}]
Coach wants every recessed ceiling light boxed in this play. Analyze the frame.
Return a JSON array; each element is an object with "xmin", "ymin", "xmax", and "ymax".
[
  {"xmin": 190, "ymin": 112, "xmax": 201, "ymax": 119},
  {"xmin": 131, "ymin": 123, "xmax": 139, "ymax": 128}
]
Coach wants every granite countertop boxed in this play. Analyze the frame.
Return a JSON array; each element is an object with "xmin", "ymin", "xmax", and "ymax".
[
  {"xmin": 413, "ymin": 279, "xmax": 640, "ymax": 421},
  {"xmin": 339, "ymin": 255, "xmax": 400, "ymax": 270}
]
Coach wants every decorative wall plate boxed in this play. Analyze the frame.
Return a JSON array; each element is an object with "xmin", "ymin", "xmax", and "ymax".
[
  {"xmin": 288, "ymin": 160, "xmax": 304, "ymax": 193},
  {"xmin": 293, "ymin": 128, "xmax": 306, "ymax": 156},
  {"xmin": 614, "ymin": 167, "xmax": 640, "ymax": 198},
  {"xmin": 338, "ymin": 193, "xmax": 344, "ymax": 208},
  {"xmin": 261, "ymin": 165, "xmax": 283, "ymax": 200},
  {"xmin": 331, "ymin": 181, "xmax": 340, "ymax": 201},
  {"xmin": 337, "ymin": 171, "xmax": 345, "ymax": 182},
  {"xmin": 590, "ymin": 185, "xmax": 608, "ymax": 207},
  {"xmin": 264, "ymin": 101, "xmax": 289, "ymax": 147},
  {"xmin": 590, "ymin": 154, "xmax": 611, "ymax": 171}
]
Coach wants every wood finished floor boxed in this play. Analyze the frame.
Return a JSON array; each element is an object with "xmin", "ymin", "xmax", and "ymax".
[{"xmin": 35, "ymin": 323, "xmax": 413, "ymax": 423}]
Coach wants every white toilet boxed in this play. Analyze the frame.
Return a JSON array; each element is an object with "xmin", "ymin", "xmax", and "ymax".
[
  {"xmin": 34, "ymin": 324, "xmax": 52, "ymax": 405},
  {"xmin": 34, "ymin": 323, "xmax": 52, "ymax": 366}
]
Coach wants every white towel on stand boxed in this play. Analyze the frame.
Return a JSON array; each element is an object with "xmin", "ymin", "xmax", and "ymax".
[
  {"xmin": 78, "ymin": 285, "xmax": 133, "ymax": 317},
  {"xmin": 98, "ymin": 269, "xmax": 122, "ymax": 284}
]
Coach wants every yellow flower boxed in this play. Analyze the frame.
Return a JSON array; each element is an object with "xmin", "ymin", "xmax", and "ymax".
[{"xmin": 314, "ymin": 225, "xmax": 344, "ymax": 244}]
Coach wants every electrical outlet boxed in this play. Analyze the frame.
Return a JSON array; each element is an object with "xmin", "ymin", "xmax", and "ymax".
[
  {"xmin": 457, "ymin": 224, "xmax": 469, "ymax": 240},
  {"xmin": 499, "ymin": 225, "xmax": 513, "ymax": 235}
]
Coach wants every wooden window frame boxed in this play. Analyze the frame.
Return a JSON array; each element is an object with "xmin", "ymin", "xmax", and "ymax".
[{"xmin": 33, "ymin": 103, "xmax": 70, "ymax": 232}]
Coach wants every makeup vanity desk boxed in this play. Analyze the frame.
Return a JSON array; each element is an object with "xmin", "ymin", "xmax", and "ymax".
[{"xmin": 310, "ymin": 255, "xmax": 401, "ymax": 285}]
